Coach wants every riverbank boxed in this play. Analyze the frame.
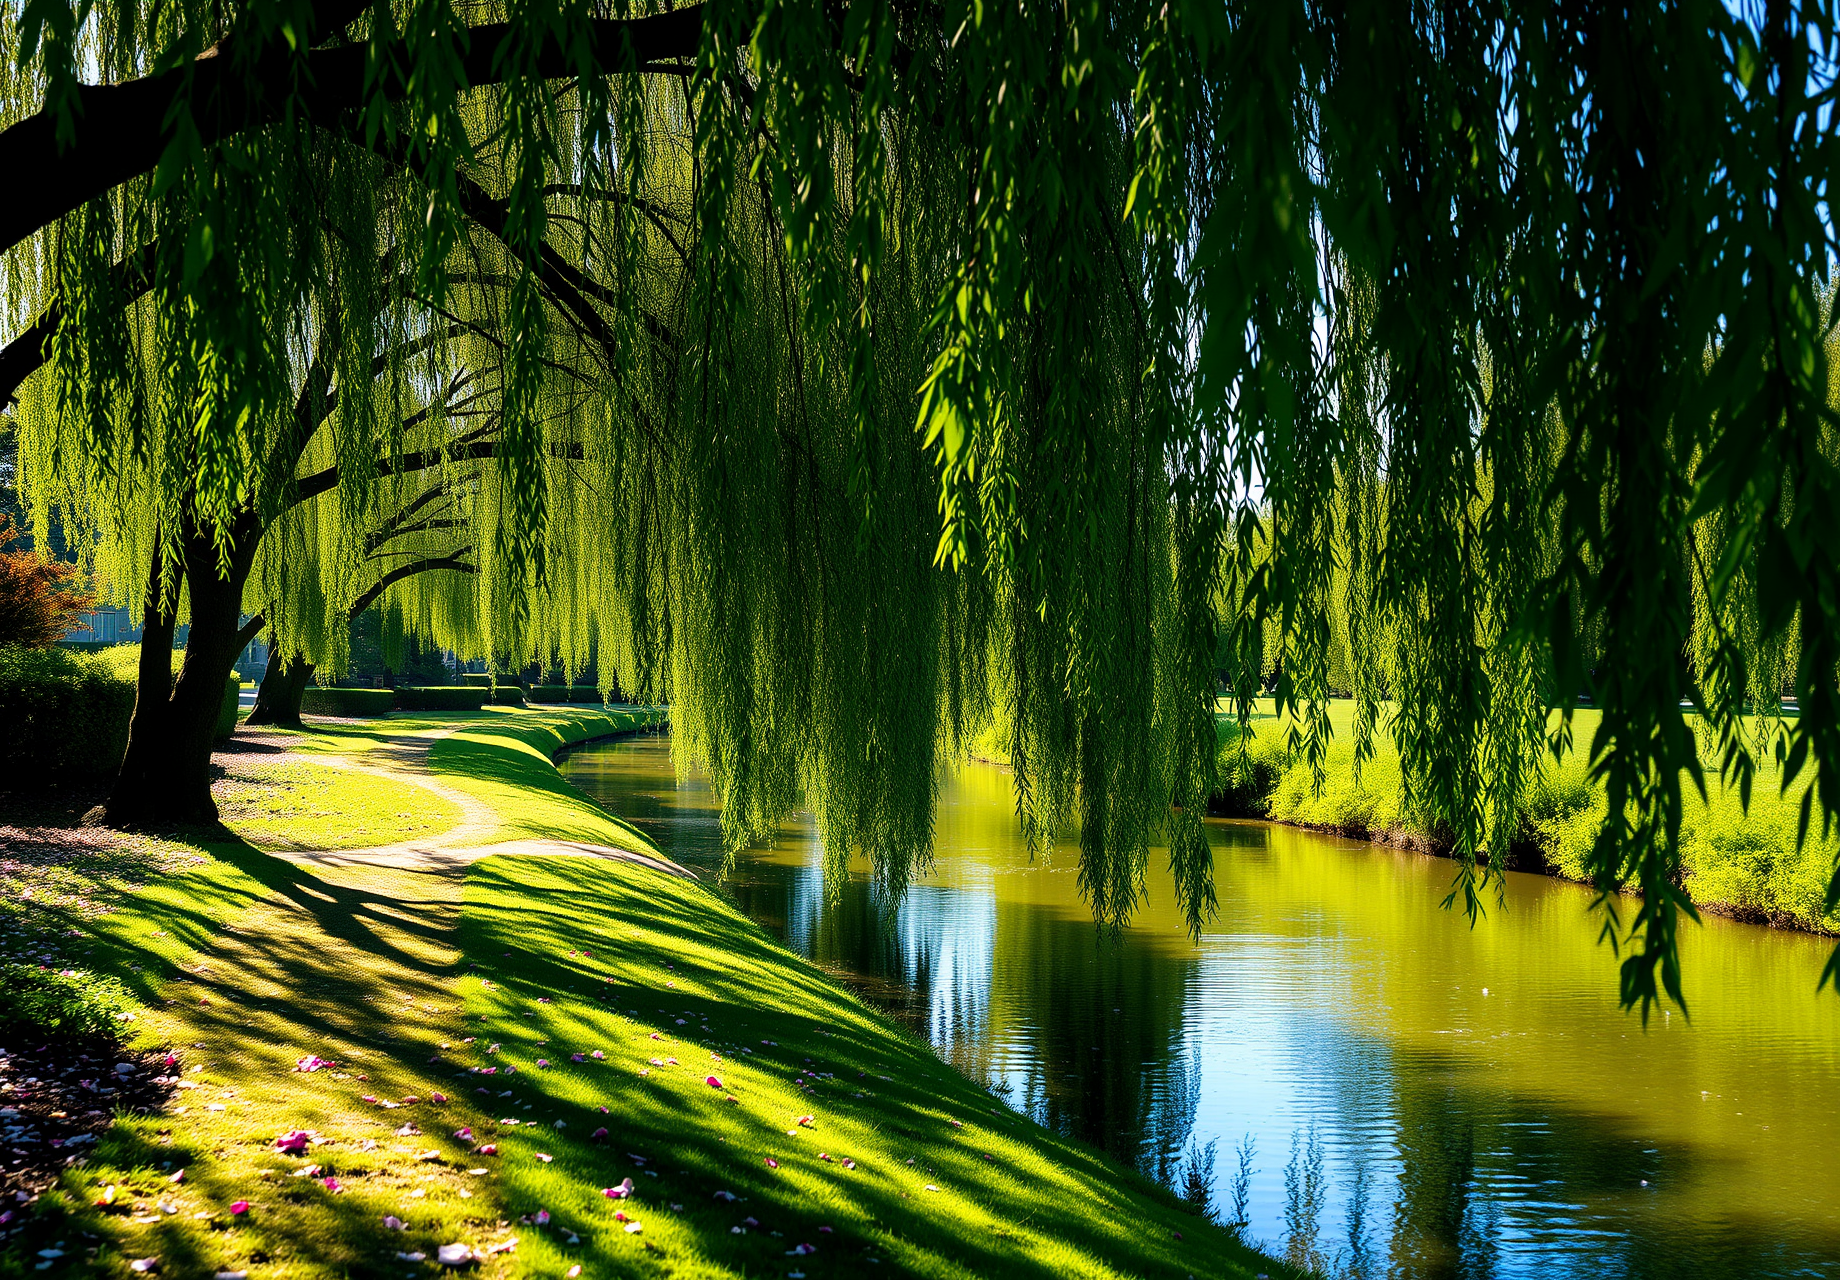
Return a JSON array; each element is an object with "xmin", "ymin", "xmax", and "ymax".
[
  {"xmin": 0, "ymin": 707, "xmax": 1287, "ymax": 1279},
  {"xmin": 1215, "ymin": 699, "xmax": 1840, "ymax": 936}
]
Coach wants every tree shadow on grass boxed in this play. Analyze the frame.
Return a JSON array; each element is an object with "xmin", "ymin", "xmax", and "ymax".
[{"xmin": 460, "ymin": 855, "xmax": 1291, "ymax": 1280}]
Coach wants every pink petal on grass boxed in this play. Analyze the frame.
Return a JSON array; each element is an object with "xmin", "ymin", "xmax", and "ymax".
[
  {"xmin": 536, "ymin": 1060, "xmax": 550, "ymax": 1069},
  {"xmin": 454, "ymin": 1128, "xmax": 474, "ymax": 1142},
  {"xmin": 705, "ymin": 1076, "xmax": 724, "ymax": 1089},
  {"xmin": 570, "ymin": 1054, "xmax": 585, "ymax": 1063},
  {"xmin": 478, "ymin": 1144, "xmax": 498, "ymax": 1156},
  {"xmin": 796, "ymin": 1115, "xmax": 814, "ymax": 1127},
  {"xmin": 602, "ymin": 1179, "xmax": 635, "ymax": 1200},
  {"xmin": 764, "ymin": 1158, "xmax": 779, "ymax": 1169},
  {"xmin": 535, "ymin": 1210, "xmax": 550, "ymax": 1225},
  {"xmin": 431, "ymin": 1093, "xmax": 448, "ymax": 1104},
  {"xmin": 591, "ymin": 1128, "xmax": 608, "ymax": 1141},
  {"xmin": 535, "ymin": 1153, "xmax": 554, "ymax": 1164},
  {"xmin": 229, "ymin": 1201, "xmax": 248, "ymax": 1216},
  {"xmin": 436, "ymin": 1243, "xmax": 473, "ymax": 1266},
  {"xmin": 129, "ymin": 1259, "xmax": 159, "ymax": 1273},
  {"xmin": 567, "ymin": 1268, "xmax": 581, "ymax": 1278},
  {"xmin": 384, "ymin": 1215, "xmax": 407, "ymax": 1230},
  {"xmin": 274, "ymin": 1131, "xmax": 312, "ymax": 1156},
  {"xmin": 323, "ymin": 1178, "xmax": 344, "ymax": 1194},
  {"xmin": 591, "ymin": 1051, "xmax": 605, "ymax": 1060}
]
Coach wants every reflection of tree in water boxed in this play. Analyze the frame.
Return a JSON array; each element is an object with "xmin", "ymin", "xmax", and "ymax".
[{"xmin": 989, "ymin": 901, "xmax": 1203, "ymax": 1172}]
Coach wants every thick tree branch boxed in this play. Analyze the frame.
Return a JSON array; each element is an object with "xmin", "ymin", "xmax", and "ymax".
[
  {"xmin": 292, "ymin": 437, "xmax": 587, "ymax": 507},
  {"xmin": 0, "ymin": 6, "xmax": 705, "ymax": 254},
  {"xmin": 347, "ymin": 551, "xmax": 476, "ymax": 620},
  {"xmin": 0, "ymin": 236, "xmax": 161, "ymax": 408},
  {"xmin": 233, "ymin": 612, "xmax": 269, "ymax": 652}
]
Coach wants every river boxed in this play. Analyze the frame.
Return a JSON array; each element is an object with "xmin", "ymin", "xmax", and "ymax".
[{"xmin": 560, "ymin": 732, "xmax": 1840, "ymax": 1279}]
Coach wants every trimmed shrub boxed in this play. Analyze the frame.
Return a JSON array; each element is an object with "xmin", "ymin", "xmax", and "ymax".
[
  {"xmin": 0, "ymin": 962, "xmax": 136, "ymax": 1037},
  {"xmin": 216, "ymin": 675, "xmax": 242, "ymax": 740},
  {"xmin": 492, "ymin": 686, "xmax": 527, "ymax": 707},
  {"xmin": 395, "ymin": 686, "xmax": 486, "ymax": 711},
  {"xmin": 301, "ymin": 687, "xmax": 396, "ymax": 717},
  {"xmin": 460, "ymin": 673, "xmax": 494, "ymax": 687},
  {"xmin": 0, "ymin": 645, "xmax": 137, "ymax": 777},
  {"xmin": 528, "ymin": 685, "xmax": 606, "ymax": 704}
]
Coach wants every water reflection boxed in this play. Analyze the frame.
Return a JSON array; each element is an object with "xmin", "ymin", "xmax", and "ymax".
[{"xmin": 562, "ymin": 733, "xmax": 1840, "ymax": 1279}]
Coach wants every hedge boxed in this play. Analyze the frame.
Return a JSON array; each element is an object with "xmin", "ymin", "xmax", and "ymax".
[
  {"xmin": 0, "ymin": 645, "xmax": 137, "ymax": 777},
  {"xmin": 492, "ymin": 686, "xmax": 527, "ymax": 707},
  {"xmin": 301, "ymin": 687, "xmax": 396, "ymax": 717},
  {"xmin": 394, "ymin": 686, "xmax": 486, "ymax": 711},
  {"xmin": 527, "ymin": 685, "xmax": 607, "ymax": 705},
  {"xmin": 460, "ymin": 673, "xmax": 494, "ymax": 687}
]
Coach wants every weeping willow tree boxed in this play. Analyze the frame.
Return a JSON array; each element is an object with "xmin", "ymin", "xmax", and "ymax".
[{"xmin": 2, "ymin": 0, "xmax": 1837, "ymax": 1010}]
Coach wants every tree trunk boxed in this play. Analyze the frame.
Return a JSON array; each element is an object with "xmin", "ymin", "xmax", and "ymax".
[
  {"xmin": 100, "ymin": 520, "xmax": 260, "ymax": 827},
  {"xmin": 248, "ymin": 642, "xmax": 315, "ymax": 728}
]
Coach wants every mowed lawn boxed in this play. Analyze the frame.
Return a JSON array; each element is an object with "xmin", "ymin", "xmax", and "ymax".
[{"xmin": 3, "ymin": 709, "xmax": 1289, "ymax": 1280}]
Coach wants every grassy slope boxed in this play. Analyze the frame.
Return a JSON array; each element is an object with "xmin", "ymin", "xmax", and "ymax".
[
  {"xmin": 5, "ymin": 708, "xmax": 1287, "ymax": 1280},
  {"xmin": 1222, "ymin": 697, "xmax": 1840, "ymax": 932}
]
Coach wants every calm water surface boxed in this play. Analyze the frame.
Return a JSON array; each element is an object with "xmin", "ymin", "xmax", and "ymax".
[{"xmin": 562, "ymin": 733, "xmax": 1840, "ymax": 1279}]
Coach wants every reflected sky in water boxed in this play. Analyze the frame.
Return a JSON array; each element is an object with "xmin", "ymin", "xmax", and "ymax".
[{"xmin": 563, "ymin": 733, "xmax": 1840, "ymax": 1279}]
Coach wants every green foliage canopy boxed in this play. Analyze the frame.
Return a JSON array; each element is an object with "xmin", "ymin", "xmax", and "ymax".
[{"xmin": 2, "ymin": 0, "xmax": 1838, "ymax": 1009}]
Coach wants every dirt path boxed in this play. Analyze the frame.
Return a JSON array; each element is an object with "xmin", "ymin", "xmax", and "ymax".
[{"xmin": 215, "ymin": 720, "xmax": 696, "ymax": 879}]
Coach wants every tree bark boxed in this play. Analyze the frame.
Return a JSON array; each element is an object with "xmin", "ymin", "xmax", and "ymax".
[
  {"xmin": 248, "ymin": 645, "xmax": 315, "ymax": 728},
  {"xmin": 100, "ymin": 518, "xmax": 261, "ymax": 827}
]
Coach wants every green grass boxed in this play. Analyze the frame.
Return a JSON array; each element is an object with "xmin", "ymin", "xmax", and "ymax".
[
  {"xmin": 3, "ymin": 708, "xmax": 1285, "ymax": 1280},
  {"xmin": 1218, "ymin": 697, "xmax": 1840, "ymax": 933},
  {"xmin": 213, "ymin": 758, "xmax": 463, "ymax": 851}
]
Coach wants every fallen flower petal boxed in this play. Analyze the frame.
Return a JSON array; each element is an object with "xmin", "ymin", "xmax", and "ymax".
[
  {"xmin": 323, "ymin": 1178, "xmax": 344, "ymax": 1193},
  {"xmin": 477, "ymin": 1144, "xmax": 498, "ymax": 1156},
  {"xmin": 623, "ymin": 1221, "xmax": 643, "ymax": 1235},
  {"xmin": 384, "ymin": 1215, "xmax": 407, "ymax": 1230},
  {"xmin": 705, "ymin": 1076, "xmax": 724, "ymax": 1089},
  {"xmin": 274, "ymin": 1131, "xmax": 312, "ymax": 1156},
  {"xmin": 535, "ymin": 1209, "xmax": 550, "ymax": 1225},
  {"xmin": 603, "ymin": 1179, "xmax": 635, "ymax": 1200},
  {"xmin": 454, "ymin": 1128, "xmax": 474, "ymax": 1141},
  {"xmin": 436, "ymin": 1243, "xmax": 473, "ymax": 1266},
  {"xmin": 764, "ymin": 1158, "xmax": 779, "ymax": 1169},
  {"xmin": 229, "ymin": 1201, "xmax": 248, "ymax": 1216},
  {"xmin": 431, "ymin": 1093, "xmax": 448, "ymax": 1104},
  {"xmin": 535, "ymin": 1153, "xmax": 554, "ymax": 1163},
  {"xmin": 129, "ymin": 1259, "xmax": 159, "ymax": 1273}
]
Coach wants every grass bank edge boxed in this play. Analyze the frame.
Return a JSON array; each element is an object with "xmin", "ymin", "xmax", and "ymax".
[
  {"xmin": 7, "ymin": 708, "xmax": 1291, "ymax": 1280},
  {"xmin": 1213, "ymin": 700, "xmax": 1840, "ymax": 936}
]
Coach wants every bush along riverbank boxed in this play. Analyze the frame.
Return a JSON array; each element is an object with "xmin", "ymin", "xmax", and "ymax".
[
  {"xmin": 1211, "ymin": 700, "xmax": 1840, "ymax": 935},
  {"xmin": 0, "ymin": 705, "xmax": 1289, "ymax": 1280}
]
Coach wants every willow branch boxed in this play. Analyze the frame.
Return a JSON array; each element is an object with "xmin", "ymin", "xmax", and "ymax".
[{"xmin": 0, "ymin": 6, "xmax": 706, "ymax": 254}]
